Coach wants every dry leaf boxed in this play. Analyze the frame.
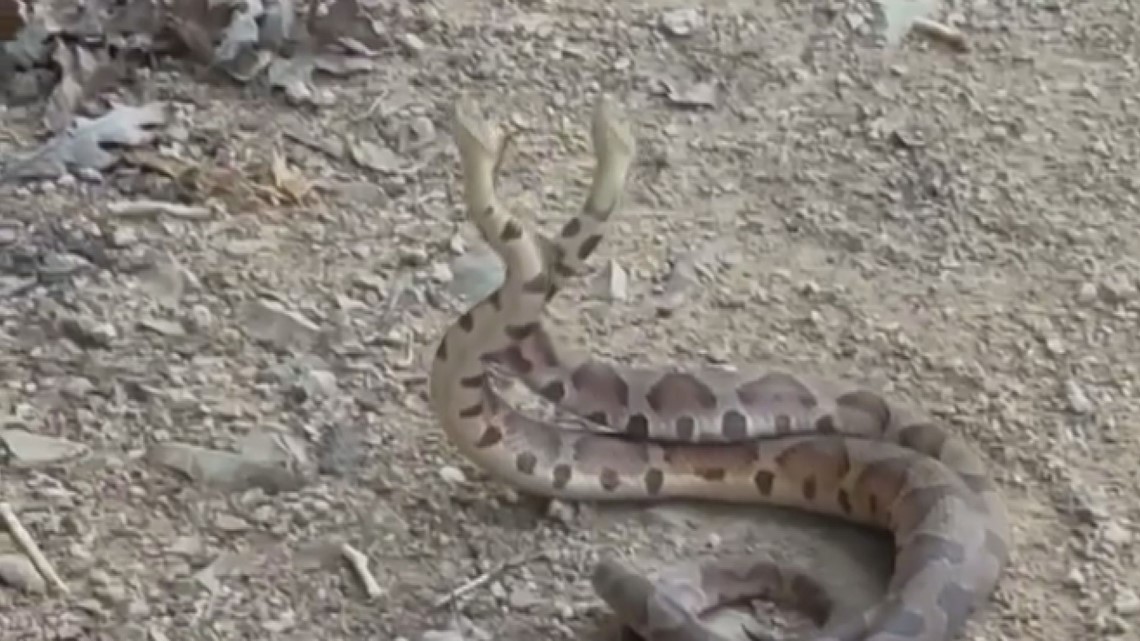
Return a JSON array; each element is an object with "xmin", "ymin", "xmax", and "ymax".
[
  {"xmin": 166, "ymin": 0, "xmax": 236, "ymax": 63},
  {"xmin": 2, "ymin": 102, "xmax": 167, "ymax": 181},
  {"xmin": 307, "ymin": 0, "xmax": 381, "ymax": 50},
  {"xmin": 44, "ymin": 43, "xmax": 121, "ymax": 132},
  {"xmin": 270, "ymin": 150, "xmax": 312, "ymax": 202},
  {"xmin": 0, "ymin": 0, "xmax": 26, "ymax": 41},
  {"xmin": 119, "ymin": 148, "xmax": 191, "ymax": 179}
]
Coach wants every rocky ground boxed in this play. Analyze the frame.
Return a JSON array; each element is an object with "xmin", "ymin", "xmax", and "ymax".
[{"xmin": 1, "ymin": 1, "xmax": 1138, "ymax": 640}]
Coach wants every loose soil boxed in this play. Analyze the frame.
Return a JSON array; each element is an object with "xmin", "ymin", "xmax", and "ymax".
[{"xmin": 1, "ymin": 2, "xmax": 1137, "ymax": 641}]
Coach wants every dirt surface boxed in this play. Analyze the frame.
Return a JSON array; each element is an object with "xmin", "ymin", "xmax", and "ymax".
[{"xmin": 1, "ymin": 1, "xmax": 1139, "ymax": 640}]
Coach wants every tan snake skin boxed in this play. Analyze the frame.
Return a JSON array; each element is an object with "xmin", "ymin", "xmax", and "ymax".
[{"xmin": 427, "ymin": 95, "xmax": 1011, "ymax": 641}]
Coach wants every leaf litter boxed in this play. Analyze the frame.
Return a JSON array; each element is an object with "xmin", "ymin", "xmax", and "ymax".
[
  {"xmin": 1, "ymin": 0, "xmax": 386, "ymax": 181},
  {"xmin": 1, "ymin": 102, "xmax": 167, "ymax": 180}
]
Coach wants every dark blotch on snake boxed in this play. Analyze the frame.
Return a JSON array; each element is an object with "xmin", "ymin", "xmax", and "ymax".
[
  {"xmin": 893, "ymin": 533, "xmax": 967, "ymax": 588},
  {"xmin": 552, "ymin": 464, "xmax": 573, "ymax": 489},
  {"xmin": 585, "ymin": 411, "xmax": 610, "ymax": 428},
  {"xmin": 499, "ymin": 219, "xmax": 523, "ymax": 242},
  {"xmin": 539, "ymin": 380, "xmax": 566, "ymax": 403},
  {"xmin": 458, "ymin": 312, "xmax": 475, "ymax": 332},
  {"xmin": 577, "ymin": 234, "xmax": 603, "ymax": 260},
  {"xmin": 560, "ymin": 218, "xmax": 581, "ymax": 238},
  {"xmin": 802, "ymin": 476, "xmax": 817, "ymax": 500},
  {"xmin": 646, "ymin": 373, "xmax": 718, "ymax": 413},
  {"xmin": 837, "ymin": 488, "xmax": 852, "ymax": 515},
  {"xmin": 521, "ymin": 271, "xmax": 551, "ymax": 294},
  {"xmin": 459, "ymin": 374, "xmax": 485, "ymax": 389},
  {"xmin": 644, "ymin": 468, "xmax": 664, "ymax": 495},
  {"xmin": 625, "ymin": 413, "xmax": 649, "ymax": 439},
  {"xmin": 599, "ymin": 468, "xmax": 621, "ymax": 491},
  {"xmin": 736, "ymin": 372, "xmax": 818, "ymax": 409},
  {"xmin": 675, "ymin": 416, "xmax": 696, "ymax": 440},
  {"xmin": 897, "ymin": 423, "xmax": 949, "ymax": 458},
  {"xmin": 474, "ymin": 425, "xmax": 502, "ymax": 448},
  {"xmin": 753, "ymin": 470, "xmax": 775, "ymax": 495},
  {"xmin": 721, "ymin": 409, "xmax": 748, "ymax": 439},
  {"xmin": 815, "ymin": 414, "xmax": 837, "ymax": 434},
  {"xmin": 505, "ymin": 322, "xmax": 540, "ymax": 341},
  {"xmin": 570, "ymin": 362, "xmax": 631, "ymax": 407},
  {"xmin": 697, "ymin": 468, "xmax": 727, "ymax": 482},
  {"xmin": 895, "ymin": 486, "xmax": 960, "ymax": 535},
  {"xmin": 836, "ymin": 390, "xmax": 892, "ymax": 433},
  {"xmin": 458, "ymin": 402, "xmax": 483, "ymax": 419},
  {"xmin": 487, "ymin": 289, "xmax": 502, "ymax": 310},
  {"xmin": 936, "ymin": 583, "xmax": 977, "ymax": 635},
  {"xmin": 498, "ymin": 345, "xmax": 533, "ymax": 375},
  {"xmin": 515, "ymin": 452, "xmax": 538, "ymax": 475},
  {"xmin": 434, "ymin": 339, "xmax": 448, "ymax": 362}
]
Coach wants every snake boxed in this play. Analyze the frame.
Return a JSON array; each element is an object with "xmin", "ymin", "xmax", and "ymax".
[{"xmin": 427, "ymin": 94, "xmax": 1011, "ymax": 641}]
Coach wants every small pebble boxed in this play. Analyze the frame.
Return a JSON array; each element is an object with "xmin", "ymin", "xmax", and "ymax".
[{"xmin": 439, "ymin": 466, "xmax": 467, "ymax": 484}]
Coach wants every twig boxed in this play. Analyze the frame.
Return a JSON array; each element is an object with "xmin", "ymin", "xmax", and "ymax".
[
  {"xmin": 911, "ymin": 17, "xmax": 969, "ymax": 52},
  {"xmin": 105, "ymin": 199, "xmax": 213, "ymax": 220},
  {"xmin": 0, "ymin": 502, "xmax": 69, "ymax": 595},
  {"xmin": 431, "ymin": 550, "xmax": 546, "ymax": 609},
  {"xmin": 340, "ymin": 543, "xmax": 383, "ymax": 599}
]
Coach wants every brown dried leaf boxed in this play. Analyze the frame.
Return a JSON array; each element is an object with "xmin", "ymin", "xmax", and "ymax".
[
  {"xmin": 119, "ymin": 148, "xmax": 193, "ymax": 179},
  {"xmin": 103, "ymin": 0, "xmax": 165, "ymax": 49},
  {"xmin": 0, "ymin": 0, "xmax": 26, "ymax": 41},
  {"xmin": 165, "ymin": 0, "xmax": 236, "ymax": 63},
  {"xmin": 174, "ymin": 164, "xmax": 267, "ymax": 212},
  {"xmin": 270, "ymin": 150, "xmax": 312, "ymax": 203},
  {"xmin": 44, "ymin": 43, "xmax": 121, "ymax": 132},
  {"xmin": 307, "ymin": 0, "xmax": 382, "ymax": 50}
]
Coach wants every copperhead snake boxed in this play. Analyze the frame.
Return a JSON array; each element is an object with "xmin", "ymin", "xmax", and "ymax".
[{"xmin": 427, "ymin": 95, "xmax": 1011, "ymax": 641}]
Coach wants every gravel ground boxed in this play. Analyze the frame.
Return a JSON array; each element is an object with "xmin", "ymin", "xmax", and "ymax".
[{"xmin": 1, "ymin": 1, "xmax": 1138, "ymax": 641}]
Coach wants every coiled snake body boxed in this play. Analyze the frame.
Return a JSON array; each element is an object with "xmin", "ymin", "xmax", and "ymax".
[{"xmin": 427, "ymin": 95, "xmax": 1011, "ymax": 641}]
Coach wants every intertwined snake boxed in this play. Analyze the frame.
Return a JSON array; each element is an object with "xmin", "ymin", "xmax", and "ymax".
[{"xmin": 427, "ymin": 94, "xmax": 1011, "ymax": 641}]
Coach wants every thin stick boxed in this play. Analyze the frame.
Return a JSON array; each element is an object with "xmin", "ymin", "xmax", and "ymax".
[
  {"xmin": 105, "ymin": 199, "xmax": 213, "ymax": 220},
  {"xmin": 431, "ymin": 550, "xmax": 546, "ymax": 609},
  {"xmin": 0, "ymin": 502, "xmax": 69, "ymax": 595},
  {"xmin": 911, "ymin": 17, "xmax": 969, "ymax": 52},
  {"xmin": 340, "ymin": 543, "xmax": 383, "ymax": 599}
]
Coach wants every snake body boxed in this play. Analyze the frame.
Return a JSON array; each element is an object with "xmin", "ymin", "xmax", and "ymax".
[{"xmin": 428, "ymin": 96, "xmax": 1011, "ymax": 641}]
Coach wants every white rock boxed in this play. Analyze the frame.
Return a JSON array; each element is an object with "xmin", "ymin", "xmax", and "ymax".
[
  {"xmin": 0, "ymin": 429, "xmax": 88, "ymax": 465},
  {"xmin": 1064, "ymin": 379, "xmax": 1094, "ymax": 414},
  {"xmin": 0, "ymin": 554, "xmax": 45, "ymax": 593},
  {"xmin": 439, "ymin": 466, "xmax": 467, "ymax": 484},
  {"xmin": 1115, "ymin": 588, "xmax": 1140, "ymax": 615},
  {"xmin": 659, "ymin": 8, "xmax": 703, "ymax": 37}
]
